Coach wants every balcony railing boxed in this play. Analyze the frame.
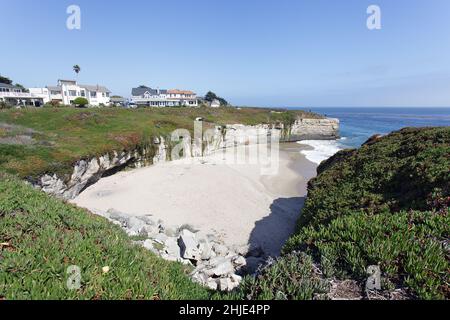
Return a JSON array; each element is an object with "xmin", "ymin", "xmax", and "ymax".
[{"xmin": 0, "ymin": 92, "xmax": 42, "ymax": 98}]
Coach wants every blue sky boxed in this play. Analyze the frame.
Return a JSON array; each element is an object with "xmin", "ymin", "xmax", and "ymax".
[{"xmin": 1, "ymin": 0, "xmax": 450, "ymax": 107}]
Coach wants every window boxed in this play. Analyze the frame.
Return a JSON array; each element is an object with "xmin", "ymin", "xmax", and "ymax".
[
  {"xmin": 106, "ymin": 92, "xmax": 110, "ymax": 97},
  {"xmin": 102, "ymin": 93, "xmax": 105, "ymax": 98},
  {"xmin": 0, "ymin": 88, "xmax": 11, "ymax": 92},
  {"xmin": 90, "ymin": 91, "xmax": 97, "ymax": 98},
  {"xmin": 80, "ymin": 91, "xmax": 85, "ymax": 97},
  {"xmin": 51, "ymin": 91, "xmax": 60, "ymax": 95},
  {"xmin": 69, "ymin": 90, "xmax": 77, "ymax": 96}
]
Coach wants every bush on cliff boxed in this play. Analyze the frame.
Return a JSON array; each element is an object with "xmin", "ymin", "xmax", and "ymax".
[
  {"xmin": 237, "ymin": 127, "xmax": 449, "ymax": 300},
  {"xmin": 297, "ymin": 127, "xmax": 450, "ymax": 229}
]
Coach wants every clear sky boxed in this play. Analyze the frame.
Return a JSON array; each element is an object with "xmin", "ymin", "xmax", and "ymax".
[{"xmin": 1, "ymin": 0, "xmax": 450, "ymax": 107}]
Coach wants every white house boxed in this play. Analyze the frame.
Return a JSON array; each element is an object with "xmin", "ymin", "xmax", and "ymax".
[
  {"xmin": 0, "ymin": 83, "xmax": 44, "ymax": 107},
  {"xmin": 131, "ymin": 86, "xmax": 198, "ymax": 107},
  {"xmin": 29, "ymin": 80, "xmax": 111, "ymax": 106},
  {"xmin": 209, "ymin": 99, "xmax": 221, "ymax": 108}
]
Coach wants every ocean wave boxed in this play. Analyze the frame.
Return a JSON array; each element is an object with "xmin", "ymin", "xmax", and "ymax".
[{"xmin": 297, "ymin": 139, "xmax": 344, "ymax": 165}]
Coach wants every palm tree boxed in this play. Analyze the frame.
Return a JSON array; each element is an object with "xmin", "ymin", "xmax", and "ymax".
[{"xmin": 73, "ymin": 65, "xmax": 81, "ymax": 80}]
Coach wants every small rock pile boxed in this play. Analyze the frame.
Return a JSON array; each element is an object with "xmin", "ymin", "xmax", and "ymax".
[{"xmin": 98, "ymin": 209, "xmax": 267, "ymax": 292}]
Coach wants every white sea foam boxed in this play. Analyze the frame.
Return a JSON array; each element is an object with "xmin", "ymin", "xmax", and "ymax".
[{"xmin": 297, "ymin": 140, "xmax": 344, "ymax": 165}]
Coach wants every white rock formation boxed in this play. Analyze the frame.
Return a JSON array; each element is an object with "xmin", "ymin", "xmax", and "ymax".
[
  {"xmin": 178, "ymin": 229, "xmax": 202, "ymax": 261},
  {"xmin": 101, "ymin": 208, "xmax": 268, "ymax": 292}
]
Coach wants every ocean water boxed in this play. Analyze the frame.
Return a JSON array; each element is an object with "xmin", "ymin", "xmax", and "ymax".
[{"xmin": 294, "ymin": 107, "xmax": 450, "ymax": 164}]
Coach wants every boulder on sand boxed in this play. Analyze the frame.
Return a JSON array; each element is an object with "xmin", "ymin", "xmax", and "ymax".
[
  {"xmin": 107, "ymin": 208, "xmax": 129, "ymax": 226},
  {"xmin": 163, "ymin": 236, "xmax": 181, "ymax": 260},
  {"xmin": 232, "ymin": 255, "xmax": 247, "ymax": 267},
  {"xmin": 212, "ymin": 243, "xmax": 229, "ymax": 256},
  {"xmin": 206, "ymin": 258, "xmax": 234, "ymax": 277},
  {"xmin": 178, "ymin": 229, "xmax": 201, "ymax": 261},
  {"xmin": 127, "ymin": 216, "xmax": 147, "ymax": 236},
  {"xmin": 198, "ymin": 239, "xmax": 215, "ymax": 260}
]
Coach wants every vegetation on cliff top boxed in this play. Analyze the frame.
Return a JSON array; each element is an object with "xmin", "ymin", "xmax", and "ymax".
[
  {"xmin": 235, "ymin": 127, "xmax": 450, "ymax": 300},
  {"xmin": 0, "ymin": 107, "xmax": 320, "ymax": 179}
]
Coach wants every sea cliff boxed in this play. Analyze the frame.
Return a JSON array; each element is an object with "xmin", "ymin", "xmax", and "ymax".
[{"xmin": 33, "ymin": 117, "xmax": 339, "ymax": 200}]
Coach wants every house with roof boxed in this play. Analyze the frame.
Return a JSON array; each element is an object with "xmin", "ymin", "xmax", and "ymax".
[
  {"xmin": 110, "ymin": 96, "xmax": 126, "ymax": 107},
  {"xmin": 0, "ymin": 83, "xmax": 45, "ymax": 107},
  {"xmin": 131, "ymin": 86, "xmax": 198, "ymax": 107},
  {"xmin": 209, "ymin": 99, "xmax": 221, "ymax": 108},
  {"xmin": 29, "ymin": 80, "xmax": 111, "ymax": 106}
]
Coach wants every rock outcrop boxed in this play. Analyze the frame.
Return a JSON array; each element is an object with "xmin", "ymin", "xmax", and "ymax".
[
  {"xmin": 96, "ymin": 208, "xmax": 265, "ymax": 292},
  {"xmin": 36, "ymin": 149, "xmax": 151, "ymax": 200},
  {"xmin": 290, "ymin": 118, "xmax": 340, "ymax": 140}
]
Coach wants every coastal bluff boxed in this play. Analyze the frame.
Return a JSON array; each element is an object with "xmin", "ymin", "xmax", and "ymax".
[
  {"xmin": 290, "ymin": 118, "xmax": 340, "ymax": 141},
  {"xmin": 35, "ymin": 117, "xmax": 340, "ymax": 200}
]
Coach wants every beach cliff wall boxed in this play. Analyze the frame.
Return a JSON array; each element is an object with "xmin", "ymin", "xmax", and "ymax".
[
  {"xmin": 290, "ymin": 118, "xmax": 340, "ymax": 140},
  {"xmin": 34, "ymin": 117, "xmax": 339, "ymax": 200}
]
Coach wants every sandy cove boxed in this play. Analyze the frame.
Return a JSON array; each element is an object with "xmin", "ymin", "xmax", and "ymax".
[{"xmin": 72, "ymin": 143, "xmax": 317, "ymax": 257}]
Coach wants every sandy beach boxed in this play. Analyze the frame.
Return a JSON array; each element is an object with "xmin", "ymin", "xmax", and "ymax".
[{"xmin": 72, "ymin": 143, "xmax": 317, "ymax": 256}]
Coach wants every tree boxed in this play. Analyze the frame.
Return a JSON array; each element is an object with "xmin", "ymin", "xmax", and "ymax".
[
  {"xmin": 73, "ymin": 97, "xmax": 89, "ymax": 107},
  {"xmin": 204, "ymin": 91, "xmax": 217, "ymax": 102},
  {"xmin": 0, "ymin": 75, "xmax": 13, "ymax": 85},
  {"xmin": 73, "ymin": 65, "xmax": 81, "ymax": 79},
  {"xmin": 15, "ymin": 84, "xmax": 29, "ymax": 93}
]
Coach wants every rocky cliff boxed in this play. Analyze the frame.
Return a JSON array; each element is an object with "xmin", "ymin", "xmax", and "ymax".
[
  {"xmin": 290, "ymin": 118, "xmax": 340, "ymax": 140},
  {"xmin": 35, "ymin": 117, "xmax": 340, "ymax": 200}
]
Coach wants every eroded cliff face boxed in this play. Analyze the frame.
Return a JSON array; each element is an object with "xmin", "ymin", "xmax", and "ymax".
[
  {"xmin": 35, "ymin": 117, "xmax": 339, "ymax": 200},
  {"xmin": 291, "ymin": 118, "xmax": 340, "ymax": 140}
]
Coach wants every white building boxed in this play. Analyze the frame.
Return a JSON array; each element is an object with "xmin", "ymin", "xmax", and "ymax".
[
  {"xmin": 29, "ymin": 80, "xmax": 111, "ymax": 106},
  {"xmin": 131, "ymin": 86, "xmax": 198, "ymax": 107},
  {"xmin": 209, "ymin": 99, "xmax": 221, "ymax": 108},
  {"xmin": 0, "ymin": 83, "xmax": 44, "ymax": 107}
]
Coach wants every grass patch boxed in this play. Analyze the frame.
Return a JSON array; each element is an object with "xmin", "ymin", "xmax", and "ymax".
[{"xmin": 0, "ymin": 174, "xmax": 210, "ymax": 300}]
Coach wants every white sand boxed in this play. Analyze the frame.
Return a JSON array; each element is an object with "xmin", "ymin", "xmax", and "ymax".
[{"xmin": 71, "ymin": 144, "xmax": 317, "ymax": 256}]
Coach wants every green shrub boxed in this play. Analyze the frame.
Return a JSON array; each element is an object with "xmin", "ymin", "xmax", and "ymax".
[
  {"xmin": 0, "ymin": 101, "xmax": 12, "ymax": 110},
  {"xmin": 285, "ymin": 210, "xmax": 449, "ymax": 299},
  {"xmin": 73, "ymin": 97, "xmax": 89, "ymax": 108},
  {"xmin": 43, "ymin": 101, "xmax": 67, "ymax": 108},
  {"xmin": 232, "ymin": 253, "xmax": 330, "ymax": 300}
]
